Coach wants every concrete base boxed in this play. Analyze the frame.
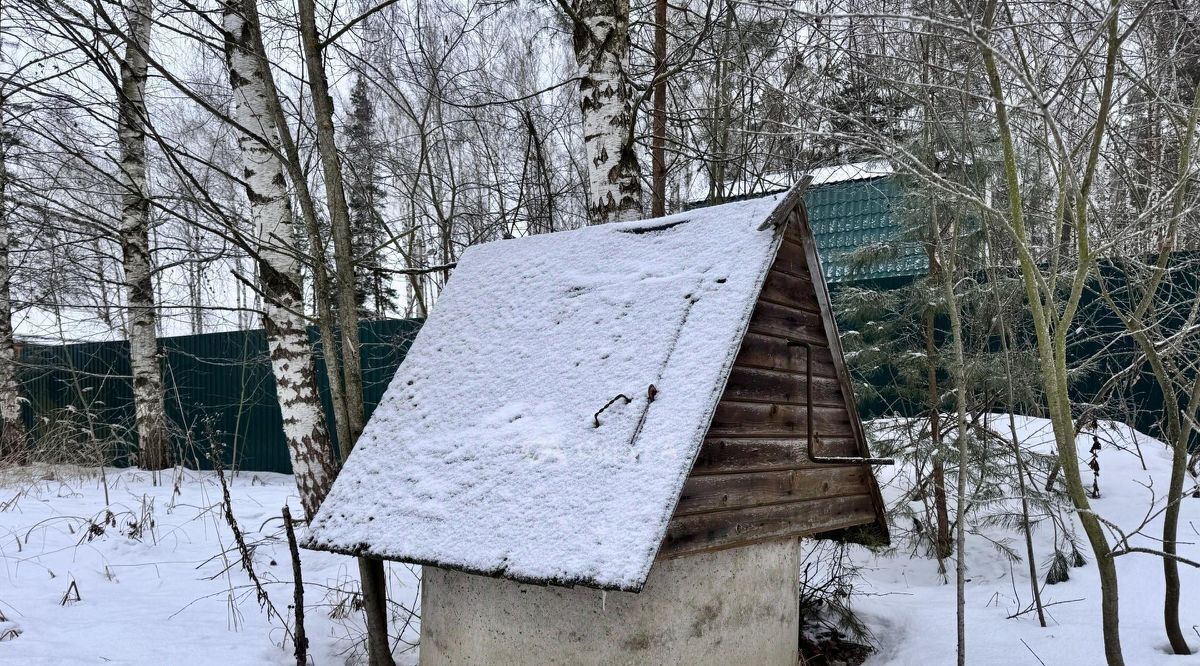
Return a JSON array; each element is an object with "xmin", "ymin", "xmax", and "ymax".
[{"xmin": 419, "ymin": 539, "xmax": 800, "ymax": 665}]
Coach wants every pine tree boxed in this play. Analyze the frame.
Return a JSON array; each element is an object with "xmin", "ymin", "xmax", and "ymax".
[{"xmin": 345, "ymin": 74, "xmax": 396, "ymax": 318}]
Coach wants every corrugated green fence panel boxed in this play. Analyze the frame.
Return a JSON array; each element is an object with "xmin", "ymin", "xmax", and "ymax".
[
  {"xmin": 21, "ymin": 338, "xmax": 137, "ymax": 464},
  {"xmin": 310, "ymin": 318, "xmax": 423, "ymax": 458},
  {"xmin": 20, "ymin": 318, "xmax": 422, "ymax": 474},
  {"xmin": 160, "ymin": 328, "xmax": 283, "ymax": 473}
]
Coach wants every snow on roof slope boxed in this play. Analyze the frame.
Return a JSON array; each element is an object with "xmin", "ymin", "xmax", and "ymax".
[
  {"xmin": 807, "ymin": 160, "xmax": 892, "ymax": 186},
  {"xmin": 682, "ymin": 160, "xmax": 893, "ymax": 204},
  {"xmin": 303, "ymin": 193, "xmax": 793, "ymax": 591}
]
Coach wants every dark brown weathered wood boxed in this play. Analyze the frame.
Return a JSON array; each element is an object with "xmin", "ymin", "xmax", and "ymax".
[
  {"xmin": 771, "ymin": 239, "xmax": 812, "ymax": 278},
  {"xmin": 722, "ymin": 366, "xmax": 844, "ymax": 405},
  {"xmin": 675, "ymin": 467, "xmax": 871, "ymax": 516},
  {"xmin": 733, "ymin": 333, "xmax": 838, "ymax": 375},
  {"xmin": 747, "ymin": 300, "xmax": 828, "ymax": 343},
  {"xmin": 660, "ymin": 494, "xmax": 877, "ymax": 559},
  {"xmin": 791, "ymin": 201, "xmax": 891, "ymax": 537},
  {"xmin": 657, "ymin": 188, "xmax": 888, "ymax": 560},
  {"xmin": 759, "ymin": 269, "xmax": 820, "ymax": 312},
  {"xmin": 692, "ymin": 436, "xmax": 861, "ymax": 474},
  {"xmin": 707, "ymin": 400, "xmax": 853, "ymax": 438}
]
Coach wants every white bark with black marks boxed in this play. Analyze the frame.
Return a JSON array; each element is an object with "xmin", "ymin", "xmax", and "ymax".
[
  {"xmin": 0, "ymin": 123, "xmax": 24, "ymax": 463},
  {"xmin": 573, "ymin": 0, "xmax": 643, "ymax": 225},
  {"xmin": 118, "ymin": 0, "xmax": 170, "ymax": 470},
  {"xmin": 223, "ymin": 0, "xmax": 337, "ymax": 520}
]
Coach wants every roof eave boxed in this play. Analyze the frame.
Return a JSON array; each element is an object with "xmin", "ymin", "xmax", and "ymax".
[{"xmin": 300, "ymin": 537, "xmax": 647, "ymax": 593}]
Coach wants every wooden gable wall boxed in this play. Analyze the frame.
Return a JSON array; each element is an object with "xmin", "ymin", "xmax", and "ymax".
[{"xmin": 658, "ymin": 203, "xmax": 888, "ymax": 559}]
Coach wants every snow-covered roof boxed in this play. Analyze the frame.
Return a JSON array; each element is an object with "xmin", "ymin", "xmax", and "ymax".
[
  {"xmin": 682, "ymin": 160, "xmax": 893, "ymax": 204},
  {"xmin": 303, "ymin": 192, "xmax": 798, "ymax": 591},
  {"xmin": 807, "ymin": 160, "xmax": 892, "ymax": 186}
]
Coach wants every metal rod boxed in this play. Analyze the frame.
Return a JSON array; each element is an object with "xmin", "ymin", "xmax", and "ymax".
[
  {"xmin": 593, "ymin": 393, "xmax": 631, "ymax": 427},
  {"xmin": 804, "ymin": 342, "xmax": 894, "ymax": 466}
]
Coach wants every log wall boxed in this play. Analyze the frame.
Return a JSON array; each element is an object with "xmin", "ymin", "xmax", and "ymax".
[{"xmin": 659, "ymin": 205, "xmax": 887, "ymax": 559}]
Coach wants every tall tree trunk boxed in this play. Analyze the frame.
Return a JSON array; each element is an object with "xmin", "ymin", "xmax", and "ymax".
[
  {"xmin": 981, "ymin": 3, "xmax": 1123, "ymax": 661},
  {"xmin": 118, "ymin": 0, "xmax": 170, "ymax": 471},
  {"xmin": 936, "ymin": 224, "xmax": 970, "ymax": 666},
  {"xmin": 1154, "ymin": 77, "xmax": 1200, "ymax": 655},
  {"xmin": 926, "ymin": 307, "xmax": 952, "ymax": 564},
  {"xmin": 295, "ymin": 4, "xmax": 393, "ymax": 663},
  {"xmin": 222, "ymin": 0, "xmax": 337, "ymax": 520},
  {"xmin": 0, "ymin": 111, "xmax": 25, "ymax": 464},
  {"xmin": 296, "ymin": 0, "xmax": 366, "ymax": 443},
  {"xmin": 916, "ymin": 12, "xmax": 952, "ymax": 568},
  {"xmin": 650, "ymin": 0, "xmax": 667, "ymax": 217},
  {"xmin": 244, "ymin": 0, "xmax": 353, "ymax": 461},
  {"xmin": 573, "ymin": 0, "xmax": 643, "ymax": 224}
]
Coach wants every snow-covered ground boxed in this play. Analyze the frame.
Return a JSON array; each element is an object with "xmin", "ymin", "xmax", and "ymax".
[
  {"xmin": 856, "ymin": 415, "xmax": 1200, "ymax": 665},
  {"xmin": 0, "ymin": 467, "xmax": 420, "ymax": 665},
  {"xmin": 0, "ymin": 414, "xmax": 1195, "ymax": 664}
]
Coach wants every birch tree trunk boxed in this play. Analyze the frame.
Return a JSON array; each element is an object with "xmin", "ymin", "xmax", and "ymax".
[
  {"xmin": 222, "ymin": 0, "xmax": 337, "ymax": 520},
  {"xmin": 117, "ymin": 0, "xmax": 170, "ymax": 471},
  {"xmin": 0, "ymin": 114, "xmax": 25, "ymax": 464},
  {"xmin": 573, "ymin": 0, "xmax": 643, "ymax": 224}
]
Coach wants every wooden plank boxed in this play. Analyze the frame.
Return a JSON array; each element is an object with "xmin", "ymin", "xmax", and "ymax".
[
  {"xmin": 747, "ymin": 300, "xmax": 828, "ymax": 343},
  {"xmin": 675, "ymin": 467, "xmax": 873, "ymax": 516},
  {"xmin": 733, "ymin": 342, "xmax": 839, "ymax": 378},
  {"xmin": 659, "ymin": 494, "xmax": 877, "ymax": 559},
  {"xmin": 722, "ymin": 365, "xmax": 844, "ymax": 405},
  {"xmin": 733, "ymin": 333, "xmax": 838, "ymax": 375},
  {"xmin": 772, "ymin": 236, "xmax": 811, "ymax": 277},
  {"xmin": 691, "ymin": 436, "xmax": 861, "ymax": 474},
  {"xmin": 707, "ymin": 400, "xmax": 853, "ymax": 438},
  {"xmin": 756, "ymin": 180, "xmax": 811, "ymax": 231},
  {"xmin": 787, "ymin": 210, "xmax": 891, "ymax": 542},
  {"xmin": 759, "ymin": 269, "xmax": 820, "ymax": 313}
]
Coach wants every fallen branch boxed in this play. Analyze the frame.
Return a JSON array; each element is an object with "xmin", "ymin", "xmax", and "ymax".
[
  {"xmin": 1006, "ymin": 597, "xmax": 1084, "ymax": 620},
  {"xmin": 1021, "ymin": 638, "xmax": 1048, "ymax": 666}
]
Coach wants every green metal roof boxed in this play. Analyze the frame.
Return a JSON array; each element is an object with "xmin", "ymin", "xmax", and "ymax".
[{"xmin": 806, "ymin": 176, "xmax": 926, "ymax": 284}]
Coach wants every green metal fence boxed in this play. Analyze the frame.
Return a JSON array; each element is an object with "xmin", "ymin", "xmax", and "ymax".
[{"xmin": 19, "ymin": 319, "xmax": 421, "ymax": 474}]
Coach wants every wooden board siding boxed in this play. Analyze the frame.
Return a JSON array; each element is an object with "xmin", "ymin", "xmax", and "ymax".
[
  {"xmin": 659, "ymin": 205, "xmax": 887, "ymax": 559},
  {"xmin": 660, "ymin": 495, "xmax": 878, "ymax": 559},
  {"xmin": 692, "ymin": 436, "xmax": 861, "ymax": 474}
]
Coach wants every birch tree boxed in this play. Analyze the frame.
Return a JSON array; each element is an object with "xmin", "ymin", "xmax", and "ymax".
[
  {"xmin": 571, "ymin": 0, "xmax": 644, "ymax": 224},
  {"xmin": 222, "ymin": 0, "xmax": 337, "ymax": 520},
  {"xmin": 0, "ymin": 97, "xmax": 24, "ymax": 463},
  {"xmin": 117, "ymin": 0, "xmax": 170, "ymax": 470}
]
